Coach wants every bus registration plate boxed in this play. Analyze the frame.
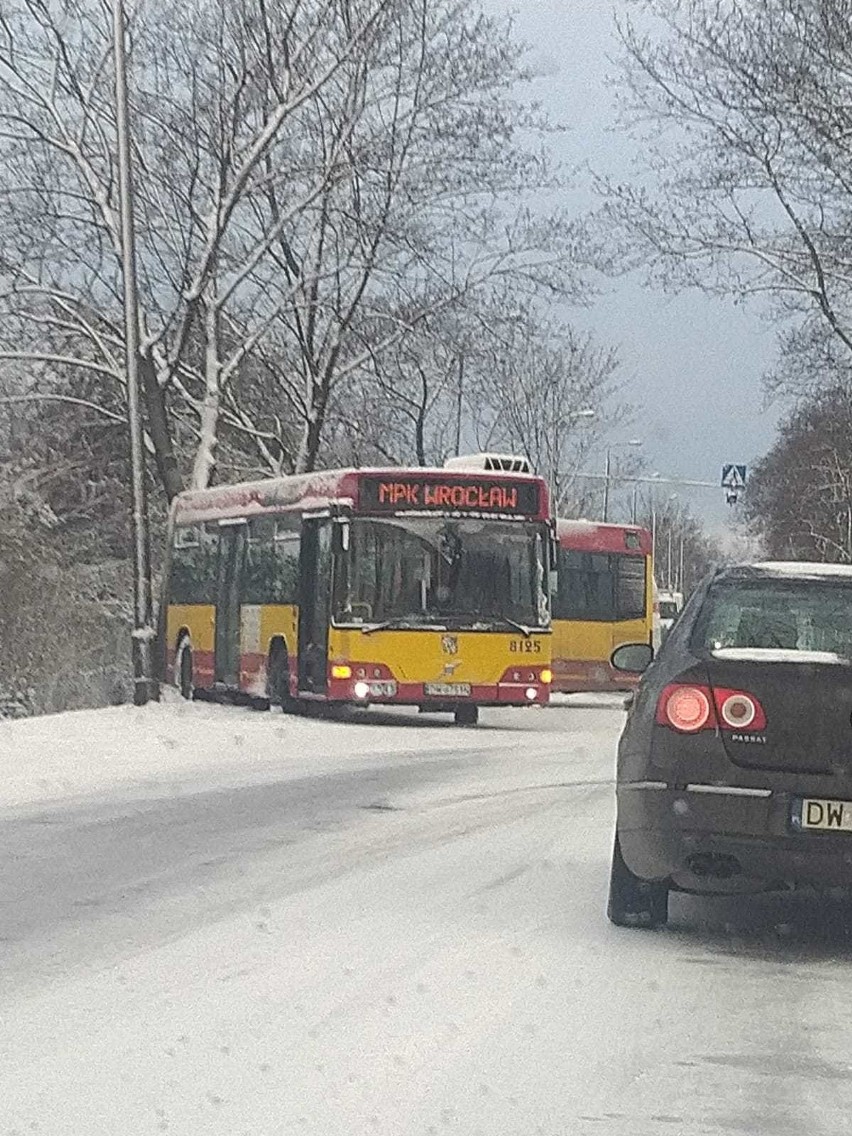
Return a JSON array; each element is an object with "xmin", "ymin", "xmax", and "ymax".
[{"xmin": 424, "ymin": 682, "xmax": 471, "ymax": 697}]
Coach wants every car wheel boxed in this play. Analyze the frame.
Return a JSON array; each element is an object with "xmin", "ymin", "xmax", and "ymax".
[
  {"xmin": 454, "ymin": 705, "xmax": 479, "ymax": 727},
  {"xmin": 607, "ymin": 832, "xmax": 669, "ymax": 928}
]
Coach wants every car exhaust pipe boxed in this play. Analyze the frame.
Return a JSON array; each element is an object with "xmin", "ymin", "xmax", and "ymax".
[{"xmin": 686, "ymin": 853, "xmax": 742, "ymax": 880}]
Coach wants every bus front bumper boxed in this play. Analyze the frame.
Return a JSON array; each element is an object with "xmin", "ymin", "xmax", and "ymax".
[{"xmin": 326, "ymin": 676, "xmax": 549, "ymax": 707}]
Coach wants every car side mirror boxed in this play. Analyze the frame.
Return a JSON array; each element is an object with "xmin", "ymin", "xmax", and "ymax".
[{"xmin": 611, "ymin": 643, "xmax": 654, "ymax": 674}]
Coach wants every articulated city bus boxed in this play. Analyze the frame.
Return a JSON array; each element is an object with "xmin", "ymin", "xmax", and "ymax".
[
  {"xmin": 160, "ymin": 464, "xmax": 553, "ymax": 724},
  {"xmin": 551, "ymin": 520, "xmax": 654, "ymax": 693}
]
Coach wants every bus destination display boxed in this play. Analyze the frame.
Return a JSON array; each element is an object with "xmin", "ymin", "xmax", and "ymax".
[{"xmin": 360, "ymin": 474, "xmax": 540, "ymax": 516}]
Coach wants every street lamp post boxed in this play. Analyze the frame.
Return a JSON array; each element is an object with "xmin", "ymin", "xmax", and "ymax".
[
  {"xmin": 113, "ymin": 0, "xmax": 156, "ymax": 705},
  {"xmin": 551, "ymin": 407, "xmax": 595, "ymax": 511},
  {"xmin": 650, "ymin": 489, "xmax": 677, "ymax": 586},
  {"xmin": 603, "ymin": 439, "xmax": 642, "ymax": 523}
]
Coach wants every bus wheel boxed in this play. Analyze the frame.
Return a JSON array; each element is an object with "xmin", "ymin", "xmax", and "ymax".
[
  {"xmin": 176, "ymin": 637, "xmax": 194, "ymax": 701},
  {"xmin": 454, "ymin": 705, "xmax": 479, "ymax": 727},
  {"xmin": 267, "ymin": 643, "xmax": 294, "ymax": 712}
]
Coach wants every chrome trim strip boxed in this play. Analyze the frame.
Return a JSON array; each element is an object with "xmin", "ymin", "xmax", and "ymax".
[
  {"xmin": 624, "ymin": 781, "xmax": 667, "ymax": 791},
  {"xmin": 685, "ymin": 784, "xmax": 772, "ymax": 798}
]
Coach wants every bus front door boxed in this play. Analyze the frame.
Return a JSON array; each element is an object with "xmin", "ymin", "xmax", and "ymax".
[
  {"xmin": 298, "ymin": 518, "xmax": 332, "ymax": 694},
  {"xmin": 215, "ymin": 522, "xmax": 245, "ymax": 687}
]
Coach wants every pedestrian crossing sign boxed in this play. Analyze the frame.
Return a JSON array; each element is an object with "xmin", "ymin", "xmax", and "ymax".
[{"xmin": 721, "ymin": 464, "xmax": 747, "ymax": 490}]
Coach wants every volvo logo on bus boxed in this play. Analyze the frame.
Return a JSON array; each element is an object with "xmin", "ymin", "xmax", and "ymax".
[{"xmin": 442, "ymin": 635, "xmax": 459, "ymax": 656}]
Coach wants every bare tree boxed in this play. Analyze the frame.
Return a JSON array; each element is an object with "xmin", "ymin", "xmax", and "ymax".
[
  {"xmin": 745, "ymin": 385, "xmax": 852, "ymax": 561},
  {"xmin": 0, "ymin": 0, "xmax": 394, "ymax": 495},
  {"xmin": 635, "ymin": 493, "xmax": 717, "ymax": 595},
  {"xmin": 231, "ymin": 0, "xmax": 593, "ymax": 476},
  {"xmin": 602, "ymin": 0, "xmax": 852, "ymax": 394},
  {"xmin": 470, "ymin": 315, "xmax": 616, "ymax": 508}
]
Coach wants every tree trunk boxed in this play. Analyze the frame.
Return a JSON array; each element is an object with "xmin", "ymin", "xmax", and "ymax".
[
  {"xmin": 294, "ymin": 364, "xmax": 329, "ymax": 474},
  {"xmin": 415, "ymin": 366, "xmax": 428, "ymax": 465},
  {"xmin": 295, "ymin": 406, "xmax": 324, "ymax": 473},
  {"xmin": 191, "ymin": 302, "xmax": 222, "ymax": 489},
  {"xmin": 140, "ymin": 352, "xmax": 183, "ymax": 501}
]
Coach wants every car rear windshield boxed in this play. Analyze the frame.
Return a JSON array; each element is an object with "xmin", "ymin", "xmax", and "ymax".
[{"xmin": 692, "ymin": 579, "xmax": 852, "ymax": 657}]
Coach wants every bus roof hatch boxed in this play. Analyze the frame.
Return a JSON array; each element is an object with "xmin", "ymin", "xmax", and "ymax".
[{"xmin": 443, "ymin": 453, "xmax": 532, "ymax": 474}]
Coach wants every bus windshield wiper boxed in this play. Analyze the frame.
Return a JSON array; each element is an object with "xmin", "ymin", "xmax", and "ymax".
[
  {"xmin": 463, "ymin": 617, "xmax": 536, "ymax": 636},
  {"xmin": 490, "ymin": 616, "xmax": 535, "ymax": 637},
  {"xmin": 360, "ymin": 616, "xmax": 434, "ymax": 635}
]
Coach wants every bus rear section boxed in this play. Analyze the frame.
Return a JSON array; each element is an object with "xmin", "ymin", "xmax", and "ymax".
[
  {"xmin": 551, "ymin": 520, "xmax": 653, "ymax": 694},
  {"xmin": 161, "ymin": 466, "xmax": 553, "ymax": 723}
]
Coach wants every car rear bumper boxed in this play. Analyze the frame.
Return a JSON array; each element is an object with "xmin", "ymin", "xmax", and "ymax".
[{"xmin": 617, "ymin": 782, "xmax": 852, "ymax": 890}]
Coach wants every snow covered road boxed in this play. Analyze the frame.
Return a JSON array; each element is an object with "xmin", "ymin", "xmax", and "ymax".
[{"xmin": 3, "ymin": 698, "xmax": 852, "ymax": 1134}]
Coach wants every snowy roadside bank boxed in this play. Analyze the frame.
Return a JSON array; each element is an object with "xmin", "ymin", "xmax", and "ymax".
[
  {"xmin": 0, "ymin": 697, "xmax": 618, "ymax": 815},
  {"xmin": 0, "ymin": 699, "xmax": 486, "ymax": 813}
]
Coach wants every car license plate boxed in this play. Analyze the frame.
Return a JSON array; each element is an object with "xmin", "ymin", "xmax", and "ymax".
[
  {"xmin": 424, "ymin": 682, "xmax": 471, "ymax": 697},
  {"xmin": 798, "ymin": 797, "xmax": 852, "ymax": 833}
]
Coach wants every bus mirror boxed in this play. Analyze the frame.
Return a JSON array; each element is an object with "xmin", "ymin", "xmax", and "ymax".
[{"xmin": 334, "ymin": 519, "xmax": 350, "ymax": 552}]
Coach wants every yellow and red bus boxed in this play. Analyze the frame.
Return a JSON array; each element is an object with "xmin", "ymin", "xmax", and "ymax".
[
  {"xmin": 551, "ymin": 520, "xmax": 654, "ymax": 693},
  {"xmin": 160, "ymin": 466, "xmax": 553, "ymax": 724}
]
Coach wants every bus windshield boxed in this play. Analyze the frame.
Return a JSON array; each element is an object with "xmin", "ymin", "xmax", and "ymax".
[{"xmin": 336, "ymin": 517, "xmax": 549, "ymax": 630}]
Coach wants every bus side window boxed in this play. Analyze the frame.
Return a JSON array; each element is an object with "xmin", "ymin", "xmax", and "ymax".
[
  {"xmin": 556, "ymin": 550, "xmax": 614, "ymax": 621},
  {"xmin": 243, "ymin": 518, "xmax": 274, "ymax": 604},
  {"xmin": 615, "ymin": 555, "xmax": 647, "ymax": 622},
  {"xmin": 242, "ymin": 516, "xmax": 300, "ymax": 604},
  {"xmin": 273, "ymin": 519, "xmax": 300, "ymax": 603},
  {"xmin": 551, "ymin": 545, "xmax": 567, "ymax": 621},
  {"xmin": 171, "ymin": 523, "xmax": 219, "ymax": 604}
]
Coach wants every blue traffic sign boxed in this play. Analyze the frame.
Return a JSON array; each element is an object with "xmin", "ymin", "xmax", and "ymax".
[{"xmin": 721, "ymin": 464, "xmax": 747, "ymax": 490}]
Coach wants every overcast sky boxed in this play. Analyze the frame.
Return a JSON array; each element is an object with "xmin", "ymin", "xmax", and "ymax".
[{"xmin": 488, "ymin": 0, "xmax": 783, "ymax": 526}]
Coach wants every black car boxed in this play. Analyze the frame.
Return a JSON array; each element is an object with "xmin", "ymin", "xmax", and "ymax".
[{"xmin": 608, "ymin": 561, "xmax": 852, "ymax": 928}]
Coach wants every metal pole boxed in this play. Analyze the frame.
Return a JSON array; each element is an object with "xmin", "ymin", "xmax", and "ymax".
[
  {"xmin": 453, "ymin": 352, "xmax": 464, "ymax": 455},
  {"xmin": 678, "ymin": 534, "xmax": 685, "ymax": 593},
  {"xmin": 113, "ymin": 0, "xmax": 156, "ymax": 705},
  {"xmin": 667, "ymin": 527, "xmax": 673, "ymax": 592},
  {"xmin": 651, "ymin": 502, "xmax": 657, "ymax": 576},
  {"xmin": 603, "ymin": 447, "xmax": 611, "ymax": 522},
  {"xmin": 631, "ymin": 484, "xmax": 638, "ymax": 525}
]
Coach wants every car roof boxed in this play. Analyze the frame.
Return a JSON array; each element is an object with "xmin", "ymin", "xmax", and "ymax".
[{"xmin": 715, "ymin": 561, "xmax": 852, "ymax": 582}]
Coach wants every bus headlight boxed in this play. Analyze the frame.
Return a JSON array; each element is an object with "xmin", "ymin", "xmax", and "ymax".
[
  {"xmin": 332, "ymin": 664, "xmax": 352, "ymax": 679},
  {"xmin": 525, "ymin": 687, "xmax": 537, "ymax": 700},
  {"xmin": 353, "ymin": 681, "xmax": 370, "ymax": 700},
  {"xmin": 540, "ymin": 669, "xmax": 552, "ymax": 685}
]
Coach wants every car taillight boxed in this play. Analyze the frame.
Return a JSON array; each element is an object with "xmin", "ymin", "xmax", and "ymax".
[
  {"xmin": 713, "ymin": 687, "xmax": 766, "ymax": 731},
  {"xmin": 655, "ymin": 683, "xmax": 766, "ymax": 733},
  {"xmin": 657, "ymin": 685, "xmax": 713, "ymax": 732}
]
